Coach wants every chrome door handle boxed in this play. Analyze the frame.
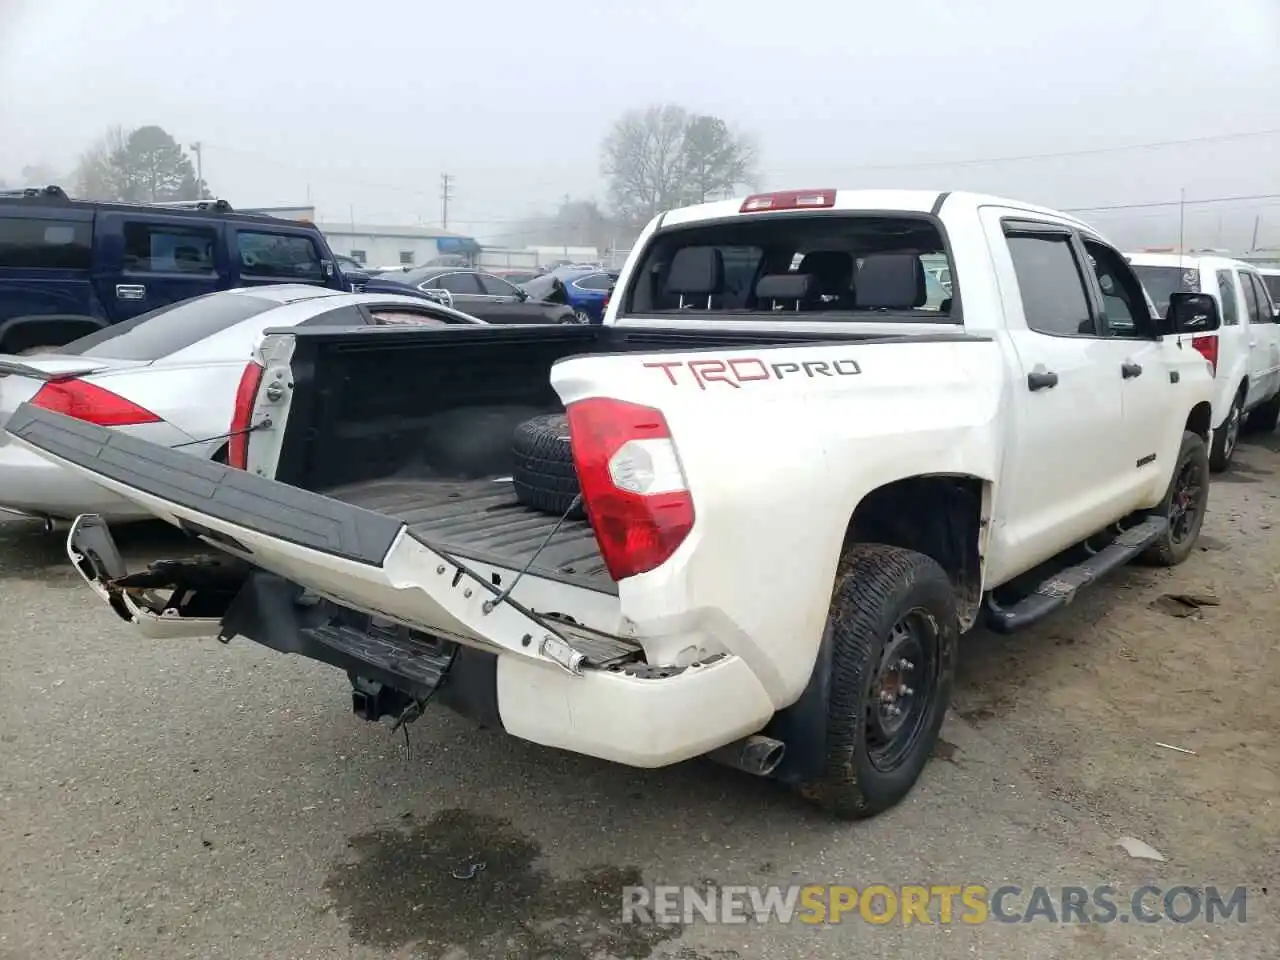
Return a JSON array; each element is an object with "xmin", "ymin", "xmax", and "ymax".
[{"xmin": 115, "ymin": 284, "xmax": 146, "ymax": 301}]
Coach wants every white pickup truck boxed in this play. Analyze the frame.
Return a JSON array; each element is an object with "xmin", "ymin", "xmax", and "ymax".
[
  {"xmin": 7, "ymin": 189, "xmax": 1223, "ymax": 820},
  {"xmin": 1127, "ymin": 252, "xmax": 1280, "ymax": 471}
]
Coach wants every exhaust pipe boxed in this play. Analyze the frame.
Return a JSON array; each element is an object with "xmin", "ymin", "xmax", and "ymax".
[{"xmin": 707, "ymin": 734, "xmax": 786, "ymax": 778}]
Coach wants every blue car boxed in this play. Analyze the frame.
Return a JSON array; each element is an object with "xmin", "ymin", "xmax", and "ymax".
[{"xmin": 556, "ymin": 269, "xmax": 618, "ymax": 324}]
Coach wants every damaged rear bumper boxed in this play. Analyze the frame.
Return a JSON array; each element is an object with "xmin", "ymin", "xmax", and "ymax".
[{"xmin": 65, "ymin": 514, "xmax": 776, "ymax": 768}]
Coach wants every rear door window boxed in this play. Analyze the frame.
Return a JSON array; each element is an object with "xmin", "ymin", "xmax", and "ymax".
[
  {"xmin": 1004, "ymin": 229, "xmax": 1095, "ymax": 336},
  {"xmin": 1262, "ymin": 274, "xmax": 1280, "ymax": 305},
  {"xmin": 430, "ymin": 272, "xmax": 483, "ymax": 295},
  {"xmin": 1245, "ymin": 272, "xmax": 1276, "ymax": 318},
  {"xmin": 477, "ymin": 274, "xmax": 521, "ymax": 297},
  {"xmin": 123, "ymin": 222, "xmax": 217, "ymax": 273},
  {"xmin": 1240, "ymin": 270, "xmax": 1264, "ymax": 324},
  {"xmin": 237, "ymin": 231, "xmax": 323, "ymax": 282},
  {"xmin": 1215, "ymin": 270, "xmax": 1239, "ymax": 325},
  {"xmin": 0, "ymin": 217, "xmax": 92, "ymax": 269},
  {"xmin": 59, "ymin": 293, "xmax": 277, "ymax": 360},
  {"xmin": 572, "ymin": 273, "xmax": 615, "ymax": 291}
]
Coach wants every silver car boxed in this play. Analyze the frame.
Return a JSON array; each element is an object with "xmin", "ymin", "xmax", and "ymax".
[{"xmin": 0, "ymin": 285, "xmax": 483, "ymax": 523}]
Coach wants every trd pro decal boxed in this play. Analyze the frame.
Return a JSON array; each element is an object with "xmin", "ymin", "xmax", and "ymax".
[{"xmin": 644, "ymin": 356, "xmax": 862, "ymax": 390}]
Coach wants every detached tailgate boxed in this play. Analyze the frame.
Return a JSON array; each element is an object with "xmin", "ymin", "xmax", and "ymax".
[{"xmin": 4, "ymin": 403, "xmax": 619, "ymax": 675}]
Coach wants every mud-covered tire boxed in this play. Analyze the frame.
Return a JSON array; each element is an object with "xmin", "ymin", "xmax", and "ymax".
[
  {"xmin": 798, "ymin": 543, "xmax": 957, "ymax": 820},
  {"xmin": 1208, "ymin": 389, "xmax": 1243, "ymax": 472},
  {"xmin": 511, "ymin": 413, "xmax": 583, "ymax": 518},
  {"xmin": 1140, "ymin": 430, "xmax": 1210, "ymax": 567}
]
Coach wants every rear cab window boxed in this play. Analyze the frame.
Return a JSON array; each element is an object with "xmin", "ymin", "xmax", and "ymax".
[
  {"xmin": 236, "ymin": 230, "xmax": 324, "ymax": 282},
  {"xmin": 59, "ymin": 293, "xmax": 278, "ymax": 361},
  {"xmin": 620, "ymin": 212, "xmax": 957, "ymax": 322},
  {"xmin": 0, "ymin": 215, "xmax": 92, "ymax": 270}
]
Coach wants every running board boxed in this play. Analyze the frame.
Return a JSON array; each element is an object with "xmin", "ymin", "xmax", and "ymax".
[{"xmin": 983, "ymin": 517, "xmax": 1167, "ymax": 633}]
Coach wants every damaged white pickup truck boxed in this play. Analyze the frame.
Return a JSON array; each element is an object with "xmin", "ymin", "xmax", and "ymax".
[{"xmin": 7, "ymin": 189, "xmax": 1222, "ymax": 819}]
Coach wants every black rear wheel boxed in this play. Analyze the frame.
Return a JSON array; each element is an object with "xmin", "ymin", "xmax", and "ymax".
[{"xmin": 799, "ymin": 543, "xmax": 957, "ymax": 819}]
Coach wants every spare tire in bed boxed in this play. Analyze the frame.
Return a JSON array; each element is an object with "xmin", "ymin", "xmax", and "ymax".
[{"xmin": 511, "ymin": 413, "xmax": 585, "ymax": 519}]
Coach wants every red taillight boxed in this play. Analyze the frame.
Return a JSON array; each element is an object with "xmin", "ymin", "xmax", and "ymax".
[
  {"xmin": 227, "ymin": 361, "xmax": 265, "ymax": 469},
  {"xmin": 31, "ymin": 379, "xmax": 160, "ymax": 426},
  {"xmin": 1191, "ymin": 334, "xmax": 1218, "ymax": 375},
  {"xmin": 740, "ymin": 189, "xmax": 836, "ymax": 213},
  {"xmin": 566, "ymin": 397, "xmax": 694, "ymax": 581}
]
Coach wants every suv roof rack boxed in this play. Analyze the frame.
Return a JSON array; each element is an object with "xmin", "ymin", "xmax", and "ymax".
[{"xmin": 146, "ymin": 199, "xmax": 234, "ymax": 212}]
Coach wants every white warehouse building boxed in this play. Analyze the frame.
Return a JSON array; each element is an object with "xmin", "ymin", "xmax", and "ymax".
[
  {"xmin": 242, "ymin": 206, "xmax": 482, "ymax": 269},
  {"xmin": 316, "ymin": 222, "xmax": 481, "ymax": 270}
]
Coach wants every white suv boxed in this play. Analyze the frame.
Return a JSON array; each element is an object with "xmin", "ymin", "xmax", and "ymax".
[{"xmin": 1128, "ymin": 252, "xmax": 1280, "ymax": 470}]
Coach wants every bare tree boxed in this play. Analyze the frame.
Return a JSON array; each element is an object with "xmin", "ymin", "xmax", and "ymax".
[
  {"xmin": 73, "ymin": 126, "xmax": 130, "ymax": 200},
  {"xmin": 601, "ymin": 104, "xmax": 757, "ymax": 226}
]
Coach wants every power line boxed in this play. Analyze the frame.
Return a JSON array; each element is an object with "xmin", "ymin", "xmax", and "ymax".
[
  {"xmin": 783, "ymin": 127, "xmax": 1280, "ymax": 175},
  {"xmin": 1065, "ymin": 192, "xmax": 1280, "ymax": 213}
]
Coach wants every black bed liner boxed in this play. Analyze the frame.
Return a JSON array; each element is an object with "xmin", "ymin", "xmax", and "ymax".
[{"xmin": 324, "ymin": 477, "xmax": 612, "ymax": 593}]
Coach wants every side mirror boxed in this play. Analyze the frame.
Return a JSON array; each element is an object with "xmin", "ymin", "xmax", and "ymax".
[
  {"xmin": 420, "ymin": 288, "xmax": 453, "ymax": 309},
  {"xmin": 1165, "ymin": 292, "xmax": 1220, "ymax": 335}
]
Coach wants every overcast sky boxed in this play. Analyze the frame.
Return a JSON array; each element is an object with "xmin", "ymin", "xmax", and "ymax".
[{"xmin": 1, "ymin": 0, "xmax": 1278, "ymax": 248}]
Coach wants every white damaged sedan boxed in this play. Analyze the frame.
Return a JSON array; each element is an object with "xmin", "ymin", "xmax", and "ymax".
[{"xmin": 0, "ymin": 284, "xmax": 483, "ymax": 523}]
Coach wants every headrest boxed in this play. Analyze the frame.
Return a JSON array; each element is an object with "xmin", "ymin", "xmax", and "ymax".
[
  {"xmin": 856, "ymin": 253, "xmax": 927, "ymax": 309},
  {"xmin": 755, "ymin": 273, "xmax": 819, "ymax": 303},
  {"xmin": 665, "ymin": 246, "xmax": 725, "ymax": 297},
  {"xmin": 798, "ymin": 251, "xmax": 854, "ymax": 287}
]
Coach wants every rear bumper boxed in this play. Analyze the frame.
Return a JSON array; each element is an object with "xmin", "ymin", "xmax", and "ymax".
[{"xmin": 65, "ymin": 514, "xmax": 776, "ymax": 769}]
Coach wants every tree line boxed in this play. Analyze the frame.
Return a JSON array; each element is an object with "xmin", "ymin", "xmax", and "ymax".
[{"xmin": 6, "ymin": 105, "xmax": 753, "ymax": 244}]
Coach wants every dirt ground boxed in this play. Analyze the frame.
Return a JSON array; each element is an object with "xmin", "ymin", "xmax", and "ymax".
[{"xmin": 954, "ymin": 429, "xmax": 1280, "ymax": 883}]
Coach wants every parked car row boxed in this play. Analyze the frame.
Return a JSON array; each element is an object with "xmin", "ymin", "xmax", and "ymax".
[{"xmin": 4, "ymin": 186, "xmax": 1257, "ymax": 827}]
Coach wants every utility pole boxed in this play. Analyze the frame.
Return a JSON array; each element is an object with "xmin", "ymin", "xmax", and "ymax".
[
  {"xmin": 189, "ymin": 141, "xmax": 204, "ymax": 198},
  {"xmin": 440, "ymin": 173, "xmax": 454, "ymax": 230},
  {"xmin": 1177, "ymin": 187, "xmax": 1186, "ymax": 254},
  {"xmin": 1251, "ymin": 214, "xmax": 1261, "ymax": 252}
]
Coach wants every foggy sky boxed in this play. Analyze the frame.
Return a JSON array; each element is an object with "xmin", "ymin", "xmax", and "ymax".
[{"xmin": 2, "ymin": 0, "xmax": 1278, "ymax": 249}]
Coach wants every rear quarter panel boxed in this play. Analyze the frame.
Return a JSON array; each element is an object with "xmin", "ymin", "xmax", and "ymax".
[{"xmin": 551, "ymin": 337, "xmax": 1005, "ymax": 705}]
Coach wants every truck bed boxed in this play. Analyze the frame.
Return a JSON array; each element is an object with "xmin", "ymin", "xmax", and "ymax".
[{"xmin": 324, "ymin": 477, "xmax": 612, "ymax": 593}]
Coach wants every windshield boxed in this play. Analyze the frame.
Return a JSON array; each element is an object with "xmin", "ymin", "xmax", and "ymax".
[
  {"xmin": 1131, "ymin": 264, "xmax": 1200, "ymax": 316},
  {"xmin": 1262, "ymin": 274, "xmax": 1280, "ymax": 305},
  {"xmin": 60, "ymin": 293, "xmax": 278, "ymax": 361},
  {"xmin": 622, "ymin": 214, "xmax": 957, "ymax": 322}
]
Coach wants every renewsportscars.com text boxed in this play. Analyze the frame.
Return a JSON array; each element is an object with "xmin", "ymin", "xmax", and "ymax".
[{"xmin": 622, "ymin": 884, "xmax": 1250, "ymax": 926}]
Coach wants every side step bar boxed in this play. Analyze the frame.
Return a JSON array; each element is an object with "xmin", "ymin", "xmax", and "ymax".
[{"xmin": 983, "ymin": 516, "xmax": 1167, "ymax": 633}]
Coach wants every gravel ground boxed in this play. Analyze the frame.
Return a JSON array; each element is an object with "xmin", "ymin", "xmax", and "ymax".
[{"xmin": 1, "ymin": 436, "xmax": 1277, "ymax": 959}]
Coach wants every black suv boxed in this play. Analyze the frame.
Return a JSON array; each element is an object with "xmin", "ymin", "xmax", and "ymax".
[{"xmin": 0, "ymin": 186, "xmax": 351, "ymax": 353}]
